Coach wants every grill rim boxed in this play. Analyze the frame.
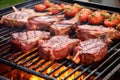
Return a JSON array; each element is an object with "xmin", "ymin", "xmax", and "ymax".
[
  {"xmin": 0, "ymin": 75, "xmax": 9, "ymax": 80},
  {"xmin": 0, "ymin": 0, "xmax": 120, "ymax": 80},
  {"xmin": 0, "ymin": 58, "xmax": 55, "ymax": 80}
]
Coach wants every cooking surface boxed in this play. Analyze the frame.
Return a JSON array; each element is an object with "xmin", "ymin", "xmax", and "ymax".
[
  {"xmin": 89, "ymin": 0, "xmax": 120, "ymax": 7},
  {"xmin": 0, "ymin": 0, "xmax": 120, "ymax": 80},
  {"xmin": 79, "ymin": 0, "xmax": 120, "ymax": 7}
]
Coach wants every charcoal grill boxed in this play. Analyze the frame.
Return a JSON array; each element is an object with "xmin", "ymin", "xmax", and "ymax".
[{"xmin": 0, "ymin": 0, "xmax": 120, "ymax": 80}]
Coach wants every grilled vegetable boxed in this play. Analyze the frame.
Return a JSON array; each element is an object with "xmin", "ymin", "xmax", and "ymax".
[
  {"xmin": 88, "ymin": 11, "xmax": 103, "ymax": 25},
  {"xmin": 34, "ymin": 4, "xmax": 46, "ymax": 12},
  {"xmin": 64, "ymin": 7, "xmax": 79, "ymax": 17},
  {"xmin": 79, "ymin": 8, "xmax": 92, "ymax": 23},
  {"xmin": 100, "ymin": 10, "xmax": 111, "ymax": 19},
  {"xmin": 104, "ymin": 14, "xmax": 120, "ymax": 27},
  {"xmin": 47, "ymin": 6, "xmax": 59, "ymax": 15}
]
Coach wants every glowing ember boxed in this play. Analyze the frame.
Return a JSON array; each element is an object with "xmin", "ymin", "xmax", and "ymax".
[{"xmin": 30, "ymin": 75, "xmax": 45, "ymax": 80}]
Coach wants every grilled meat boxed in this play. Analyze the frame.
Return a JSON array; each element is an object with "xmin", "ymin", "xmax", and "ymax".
[
  {"xmin": 0, "ymin": 6, "xmax": 51, "ymax": 27},
  {"xmin": 11, "ymin": 30, "xmax": 50, "ymax": 52},
  {"xmin": 72, "ymin": 37, "xmax": 108, "ymax": 64},
  {"xmin": 76, "ymin": 25, "xmax": 120, "ymax": 41},
  {"xmin": 12, "ymin": 6, "xmax": 35, "ymax": 14},
  {"xmin": 50, "ymin": 13, "xmax": 79, "ymax": 35},
  {"xmin": 26, "ymin": 14, "xmax": 65, "ymax": 30},
  {"xmin": 1, "ymin": 12, "xmax": 29, "ymax": 27},
  {"xmin": 38, "ymin": 35, "xmax": 80, "ymax": 60}
]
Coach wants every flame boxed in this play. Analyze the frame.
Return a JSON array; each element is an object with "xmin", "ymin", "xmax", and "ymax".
[
  {"xmin": 29, "ymin": 61, "xmax": 87, "ymax": 80},
  {"xmin": 1, "ymin": 61, "xmax": 96, "ymax": 80},
  {"xmin": 0, "ymin": 47, "xmax": 96, "ymax": 80},
  {"xmin": 30, "ymin": 75, "xmax": 45, "ymax": 80},
  {"xmin": 3, "ymin": 69, "xmax": 31, "ymax": 80}
]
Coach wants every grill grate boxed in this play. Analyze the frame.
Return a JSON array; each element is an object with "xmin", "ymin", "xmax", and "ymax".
[{"xmin": 0, "ymin": 0, "xmax": 120, "ymax": 80}]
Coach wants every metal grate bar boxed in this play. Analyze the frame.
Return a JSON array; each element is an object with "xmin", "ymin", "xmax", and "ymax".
[
  {"xmin": 13, "ymin": 49, "xmax": 38, "ymax": 63},
  {"xmin": 32, "ymin": 60, "xmax": 48, "ymax": 70},
  {"xmin": 2, "ymin": 51, "xmax": 15, "ymax": 59},
  {"xmin": 84, "ymin": 49, "xmax": 120, "ymax": 80},
  {"xmin": 19, "ymin": 53, "xmax": 39, "ymax": 65},
  {"xmin": 0, "ymin": 27, "xmax": 24, "ymax": 40},
  {"xmin": 73, "ymin": 64, "xmax": 95, "ymax": 80},
  {"xmin": 0, "ymin": 27, "xmax": 8, "ymax": 31},
  {"xmin": 0, "ymin": 48, "xmax": 14, "ymax": 57},
  {"xmin": 94, "ymin": 57, "xmax": 120, "ymax": 80},
  {"xmin": 107, "ymin": 42, "xmax": 120, "ymax": 53},
  {"xmin": 0, "ymin": 29, "xmax": 26, "ymax": 45},
  {"xmin": 103, "ymin": 63, "xmax": 120, "ymax": 80},
  {"xmin": 63, "ymin": 64, "xmax": 84, "ymax": 80},
  {"xmin": 40, "ymin": 61, "xmax": 56, "ymax": 72},
  {"xmin": 55, "ymin": 63, "xmax": 74, "ymax": 78},
  {"xmin": 0, "ymin": 44, "xmax": 10, "ymax": 52},
  {"xmin": 0, "ymin": 37, "xmax": 10, "ymax": 43},
  {"xmin": 26, "ymin": 57, "xmax": 41, "ymax": 67},
  {"xmin": 0, "ymin": 49, "xmax": 11, "ymax": 57},
  {"xmin": 0, "ymin": 40, "xmax": 9, "ymax": 47},
  {"xmin": 8, "ymin": 52, "xmax": 22, "ymax": 61},
  {"xmin": 47, "ymin": 60, "xmax": 68, "ymax": 75},
  {"xmin": 0, "ymin": 31, "xmax": 14, "ymax": 38},
  {"xmin": 0, "ymin": 29, "xmax": 13, "ymax": 35}
]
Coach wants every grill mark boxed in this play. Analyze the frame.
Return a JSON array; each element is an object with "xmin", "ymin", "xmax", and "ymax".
[
  {"xmin": 25, "ymin": 32, "xmax": 28, "ymax": 40},
  {"xmin": 82, "ymin": 39, "xmax": 105, "ymax": 53},
  {"xmin": 83, "ymin": 44, "xmax": 104, "ymax": 53},
  {"xmin": 14, "ymin": 14, "xmax": 17, "ymax": 19},
  {"xmin": 79, "ymin": 25, "xmax": 114, "ymax": 32},
  {"xmin": 34, "ymin": 31, "xmax": 36, "ymax": 38},
  {"xmin": 12, "ymin": 13, "xmax": 26, "ymax": 19},
  {"xmin": 80, "ymin": 39, "xmax": 94, "ymax": 47},
  {"xmin": 42, "ymin": 36, "xmax": 78, "ymax": 50},
  {"xmin": 21, "ymin": 15, "xmax": 24, "ymax": 19},
  {"xmin": 18, "ymin": 32, "xmax": 20, "ymax": 38}
]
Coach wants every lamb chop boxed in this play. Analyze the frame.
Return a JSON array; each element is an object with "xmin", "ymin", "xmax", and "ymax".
[
  {"xmin": 38, "ymin": 35, "xmax": 80, "ymax": 60},
  {"xmin": 72, "ymin": 37, "xmax": 108, "ymax": 64},
  {"xmin": 76, "ymin": 25, "xmax": 120, "ymax": 41},
  {"xmin": 50, "ymin": 13, "xmax": 79, "ymax": 35},
  {"xmin": 11, "ymin": 30, "xmax": 50, "ymax": 52},
  {"xmin": 26, "ymin": 14, "xmax": 65, "ymax": 31},
  {"xmin": 19, "ymin": 7, "xmax": 51, "ymax": 16},
  {"xmin": 0, "ymin": 6, "xmax": 51, "ymax": 27}
]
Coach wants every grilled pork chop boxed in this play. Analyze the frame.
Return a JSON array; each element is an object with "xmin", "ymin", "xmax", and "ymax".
[
  {"xmin": 0, "ymin": 6, "xmax": 51, "ymax": 27},
  {"xmin": 26, "ymin": 14, "xmax": 65, "ymax": 31},
  {"xmin": 72, "ymin": 37, "xmax": 108, "ymax": 64},
  {"xmin": 11, "ymin": 30, "xmax": 50, "ymax": 52},
  {"xmin": 50, "ymin": 13, "xmax": 79, "ymax": 35},
  {"xmin": 38, "ymin": 35, "xmax": 80, "ymax": 60},
  {"xmin": 76, "ymin": 25, "xmax": 120, "ymax": 41}
]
